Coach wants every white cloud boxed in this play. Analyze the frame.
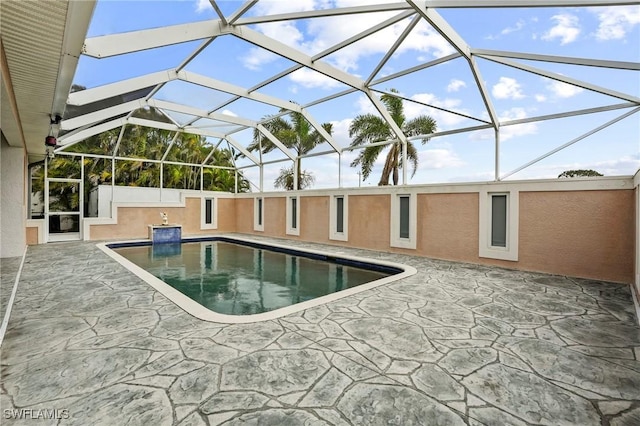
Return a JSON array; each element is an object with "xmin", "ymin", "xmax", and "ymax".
[
  {"xmin": 535, "ymin": 94, "xmax": 547, "ymax": 102},
  {"xmin": 492, "ymin": 77, "xmax": 525, "ymax": 100},
  {"xmin": 419, "ymin": 148, "xmax": 466, "ymax": 169},
  {"xmin": 447, "ymin": 79, "xmax": 466, "ymax": 93},
  {"xmin": 547, "ymin": 79, "xmax": 584, "ymax": 98},
  {"xmin": 288, "ymin": 68, "xmax": 342, "ymax": 89},
  {"xmin": 592, "ymin": 6, "xmax": 640, "ymax": 41},
  {"xmin": 194, "ymin": 0, "xmax": 210, "ymax": 13},
  {"xmin": 470, "ymin": 107, "xmax": 537, "ymax": 141},
  {"xmin": 502, "ymin": 19, "xmax": 526, "ymax": 36},
  {"xmin": 485, "ymin": 19, "xmax": 525, "ymax": 40},
  {"xmin": 329, "ymin": 118, "xmax": 353, "ymax": 148},
  {"xmin": 241, "ymin": 0, "xmax": 454, "ymax": 74},
  {"xmin": 542, "ymin": 14, "xmax": 581, "ymax": 45}
]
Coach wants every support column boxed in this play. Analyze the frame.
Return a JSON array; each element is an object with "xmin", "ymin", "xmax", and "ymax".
[
  {"xmin": 494, "ymin": 128, "xmax": 500, "ymax": 181},
  {"xmin": 402, "ymin": 141, "xmax": 407, "ymax": 185}
]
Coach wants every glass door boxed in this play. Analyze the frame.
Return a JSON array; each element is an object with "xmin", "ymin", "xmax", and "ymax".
[{"xmin": 46, "ymin": 178, "xmax": 82, "ymax": 241}]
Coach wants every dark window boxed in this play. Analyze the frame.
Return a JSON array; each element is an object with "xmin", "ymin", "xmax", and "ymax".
[
  {"xmin": 336, "ymin": 196, "xmax": 344, "ymax": 233},
  {"xmin": 491, "ymin": 194, "xmax": 507, "ymax": 247},
  {"xmin": 205, "ymin": 199, "xmax": 213, "ymax": 225},
  {"xmin": 257, "ymin": 198, "xmax": 262, "ymax": 226},
  {"xmin": 399, "ymin": 195, "xmax": 410, "ymax": 239},
  {"xmin": 291, "ymin": 198, "xmax": 297, "ymax": 229}
]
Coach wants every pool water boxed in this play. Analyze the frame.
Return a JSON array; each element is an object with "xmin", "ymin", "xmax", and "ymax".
[{"xmin": 114, "ymin": 240, "xmax": 392, "ymax": 315}]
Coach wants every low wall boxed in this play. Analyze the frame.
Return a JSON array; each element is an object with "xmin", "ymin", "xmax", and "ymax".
[
  {"xmin": 78, "ymin": 177, "xmax": 635, "ymax": 284},
  {"xmin": 235, "ymin": 177, "xmax": 635, "ymax": 284}
]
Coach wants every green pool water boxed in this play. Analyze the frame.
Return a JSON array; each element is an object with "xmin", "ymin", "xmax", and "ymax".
[{"xmin": 114, "ymin": 240, "xmax": 390, "ymax": 315}]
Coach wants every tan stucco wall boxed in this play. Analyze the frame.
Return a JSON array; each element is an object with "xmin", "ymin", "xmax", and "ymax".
[
  {"xmin": 235, "ymin": 198, "xmax": 254, "ymax": 234},
  {"xmin": 348, "ymin": 194, "xmax": 391, "ymax": 251},
  {"xmin": 217, "ymin": 197, "xmax": 237, "ymax": 232},
  {"xmin": 300, "ymin": 196, "xmax": 330, "ymax": 243},
  {"xmin": 418, "ymin": 193, "xmax": 479, "ymax": 263},
  {"xmin": 90, "ymin": 198, "xmax": 204, "ymax": 240},
  {"xmin": 264, "ymin": 197, "xmax": 286, "ymax": 238},
  {"xmin": 518, "ymin": 190, "xmax": 634, "ymax": 283},
  {"xmin": 26, "ymin": 227, "xmax": 38, "ymax": 245}
]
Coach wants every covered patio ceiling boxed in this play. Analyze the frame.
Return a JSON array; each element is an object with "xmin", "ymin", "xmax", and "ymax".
[{"xmin": 3, "ymin": 0, "xmax": 639, "ymax": 186}]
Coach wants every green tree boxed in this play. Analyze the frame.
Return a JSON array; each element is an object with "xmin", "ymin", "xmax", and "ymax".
[
  {"xmin": 558, "ymin": 169, "xmax": 603, "ymax": 178},
  {"xmin": 349, "ymin": 89, "xmax": 437, "ymax": 185},
  {"xmin": 248, "ymin": 109, "xmax": 333, "ymax": 190}
]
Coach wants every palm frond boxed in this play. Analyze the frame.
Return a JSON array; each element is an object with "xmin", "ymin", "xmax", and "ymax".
[{"xmin": 404, "ymin": 115, "xmax": 437, "ymax": 142}]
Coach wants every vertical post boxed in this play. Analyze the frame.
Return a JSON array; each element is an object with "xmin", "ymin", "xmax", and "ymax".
[
  {"xmin": 338, "ymin": 152, "xmax": 342, "ymax": 188},
  {"xmin": 402, "ymin": 141, "xmax": 407, "ymax": 185},
  {"xmin": 159, "ymin": 162, "xmax": 163, "ymax": 201},
  {"xmin": 494, "ymin": 128, "xmax": 500, "ymax": 181},
  {"xmin": 293, "ymin": 159, "xmax": 298, "ymax": 191},
  {"xmin": 111, "ymin": 157, "xmax": 115, "ymax": 208},
  {"xmin": 200, "ymin": 166, "xmax": 204, "ymax": 191},
  {"xmin": 80, "ymin": 155, "xmax": 85, "ymax": 239},
  {"xmin": 234, "ymin": 170, "xmax": 238, "ymax": 194},
  {"xmin": 259, "ymin": 164, "xmax": 264, "ymax": 192}
]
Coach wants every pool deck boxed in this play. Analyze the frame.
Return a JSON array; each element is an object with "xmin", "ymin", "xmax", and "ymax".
[{"xmin": 1, "ymin": 235, "xmax": 639, "ymax": 425}]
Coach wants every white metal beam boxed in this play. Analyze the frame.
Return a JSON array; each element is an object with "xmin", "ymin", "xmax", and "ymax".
[
  {"xmin": 235, "ymin": 3, "xmax": 411, "ymax": 25},
  {"xmin": 227, "ymin": 0, "xmax": 259, "ymax": 25},
  {"xmin": 472, "ymin": 49, "xmax": 640, "ymax": 71},
  {"xmin": 128, "ymin": 117, "xmax": 181, "ymax": 132},
  {"xmin": 256, "ymin": 124, "xmax": 297, "ymax": 161},
  {"xmin": 501, "ymin": 102, "xmax": 637, "ymax": 126},
  {"xmin": 209, "ymin": 1, "xmax": 228, "ymax": 25},
  {"xmin": 424, "ymin": 0, "xmax": 640, "ymax": 7},
  {"xmin": 300, "ymin": 109, "xmax": 341, "ymax": 154},
  {"xmin": 371, "ymin": 53, "xmax": 461, "ymax": 85},
  {"xmin": 61, "ymin": 99, "xmax": 145, "ymax": 130},
  {"xmin": 67, "ymin": 70, "xmax": 177, "ymax": 106},
  {"xmin": 57, "ymin": 117, "xmax": 127, "ymax": 146},
  {"xmin": 148, "ymin": 99, "xmax": 257, "ymax": 128},
  {"xmin": 223, "ymin": 134, "xmax": 261, "ymax": 165},
  {"xmin": 407, "ymin": 1, "xmax": 471, "ymax": 58},
  {"xmin": 481, "ymin": 54, "xmax": 640, "ymax": 104},
  {"xmin": 83, "ymin": 21, "xmax": 225, "ymax": 58},
  {"xmin": 231, "ymin": 26, "xmax": 364, "ymax": 90},
  {"xmin": 501, "ymin": 107, "xmax": 640, "ymax": 180},
  {"xmin": 406, "ymin": 1, "xmax": 499, "ymax": 128},
  {"xmin": 178, "ymin": 70, "xmax": 303, "ymax": 113},
  {"xmin": 367, "ymin": 14, "xmax": 421, "ymax": 84}
]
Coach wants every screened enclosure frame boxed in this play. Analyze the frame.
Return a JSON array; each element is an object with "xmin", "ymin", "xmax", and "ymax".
[{"xmin": 50, "ymin": 0, "xmax": 640, "ymax": 192}]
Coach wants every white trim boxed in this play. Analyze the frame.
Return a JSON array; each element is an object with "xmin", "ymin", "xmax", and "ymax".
[
  {"xmin": 329, "ymin": 194, "xmax": 349, "ymax": 242},
  {"xmin": 390, "ymin": 192, "xmax": 417, "ymax": 250},
  {"xmin": 201, "ymin": 196, "xmax": 218, "ymax": 230},
  {"xmin": 0, "ymin": 246, "xmax": 27, "ymax": 346},
  {"xmin": 232, "ymin": 176, "xmax": 633, "ymax": 199},
  {"xmin": 97, "ymin": 235, "xmax": 417, "ymax": 324},
  {"xmin": 253, "ymin": 197, "xmax": 264, "ymax": 232},
  {"xmin": 286, "ymin": 195, "xmax": 300, "ymax": 236},
  {"xmin": 631, "ymin": 284, "xmax": 640, "ymax": 327},
  {"xmin": 479, "ymin": 188, "xmax": 519, "ymax": 261}
]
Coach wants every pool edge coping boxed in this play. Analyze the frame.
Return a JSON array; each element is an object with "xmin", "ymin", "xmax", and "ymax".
[{"xmin": 96, "ymin": 234, "xmax": 418, "ymax": 324}]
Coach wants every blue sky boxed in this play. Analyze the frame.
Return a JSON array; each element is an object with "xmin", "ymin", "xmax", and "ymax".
[{"xmin": 74, "ymin": 1, "xmax": 640, "ymax": 190}]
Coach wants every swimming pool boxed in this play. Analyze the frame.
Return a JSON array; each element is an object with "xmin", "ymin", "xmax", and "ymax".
[{"xmin": 99, "ymin": 236, "xmax": 416, "ymax": 323}]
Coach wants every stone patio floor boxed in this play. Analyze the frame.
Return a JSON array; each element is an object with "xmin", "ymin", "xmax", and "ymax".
[{"xmin": 1, "ymin": 235, "xmax": 640, "ymax": 425}]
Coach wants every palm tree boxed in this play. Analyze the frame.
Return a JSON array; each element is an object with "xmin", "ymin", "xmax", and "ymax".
[
  {"xmin": 248, "ymin": 109, "xmax": 333, "ymax": 190},
  {"xmin": 349, "ymin": 89, "xmax": 437, "ymax": 185}
]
